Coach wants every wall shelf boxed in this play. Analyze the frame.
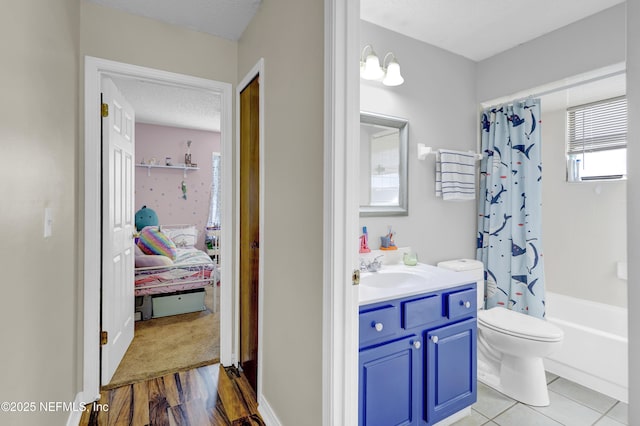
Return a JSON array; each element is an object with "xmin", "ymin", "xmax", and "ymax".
[{"xmin": 136, "ymin": 163, "xmax": 199, "ymax": 178}]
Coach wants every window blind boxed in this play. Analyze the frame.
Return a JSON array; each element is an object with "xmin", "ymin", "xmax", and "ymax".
[{"xmin": 567, "ymin": 96, "xmax": 627, "ymax": 154}]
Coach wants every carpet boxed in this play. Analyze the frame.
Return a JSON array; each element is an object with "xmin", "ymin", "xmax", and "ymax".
[{"xmin": 104, "ymin": 286, "xmax": 219, "ymax": 389}]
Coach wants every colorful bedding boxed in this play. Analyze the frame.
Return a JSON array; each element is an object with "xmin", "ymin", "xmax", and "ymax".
[{"xmin": 135, "ymin": 247, "xmax": 219, "ymax": 296}]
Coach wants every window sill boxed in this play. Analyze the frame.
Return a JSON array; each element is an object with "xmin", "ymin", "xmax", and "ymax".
[{"xmin": 567, "ymin": 176, "xmax": 627, "ymax": 183}]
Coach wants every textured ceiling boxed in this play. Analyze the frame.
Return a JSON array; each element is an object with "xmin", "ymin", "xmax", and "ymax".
[
  {"xmin": 111, "ymin": 77, "xmax": 222, "ymax": 132},
  {"xmin": 361, "ymin": 0, "xmax": 625, "ymax": 62}
]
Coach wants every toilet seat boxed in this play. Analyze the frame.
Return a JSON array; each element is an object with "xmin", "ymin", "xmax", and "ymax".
[{"xmin": 478, "ymin": 307, "xmax": 563, "ymax": 342}]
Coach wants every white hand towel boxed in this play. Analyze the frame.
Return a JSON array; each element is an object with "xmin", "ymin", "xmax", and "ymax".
[{"xmin": 435, "ymin": 149, "xmax": 476, "ymax": 201}]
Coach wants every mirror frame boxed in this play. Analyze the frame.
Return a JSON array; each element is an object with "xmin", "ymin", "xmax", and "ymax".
[{"xmin": 360, "ymin": 111, "xmax": 409, "ymax": 217}]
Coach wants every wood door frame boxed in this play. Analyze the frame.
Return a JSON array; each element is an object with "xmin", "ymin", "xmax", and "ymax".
[
  {"xmin": 81, "ymin": 56, "xmax": 234, "ymax": 403},
  {"xmin": 235, "ymin": 58, "xmax": 266, "ymax": 406}
]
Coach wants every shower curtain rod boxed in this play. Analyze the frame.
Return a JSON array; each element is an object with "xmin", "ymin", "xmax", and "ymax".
[{"xmin": 481, "ymin": 69, "xmax": 626, "ymax": 110}]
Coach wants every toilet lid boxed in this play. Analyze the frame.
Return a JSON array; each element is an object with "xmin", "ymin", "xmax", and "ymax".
[{"xmin": 478, "ymin": 307, "xmax": 563, "ymax": 342}]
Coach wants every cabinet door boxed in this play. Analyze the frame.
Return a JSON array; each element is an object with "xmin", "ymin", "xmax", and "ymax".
[
  {"xmin": 425, "ymin": 318, "xmax": 477, "ymax": 424},
  {"xmin": 359, "ymin": 335, "xmax": 422, "ymax": 426}
]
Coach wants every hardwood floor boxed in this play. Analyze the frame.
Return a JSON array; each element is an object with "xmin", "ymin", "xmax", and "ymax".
[{"xmin": 80, "ymin": 364, "xmax": 263, "ymax": 425}]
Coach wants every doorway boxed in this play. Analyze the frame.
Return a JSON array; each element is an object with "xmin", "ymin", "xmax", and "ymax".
[{"xmin": 83, "ymin": 56, "xmax": 234, "ymax": 400}]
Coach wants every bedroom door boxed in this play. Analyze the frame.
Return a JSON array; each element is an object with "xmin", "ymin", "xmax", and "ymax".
[
  {"xmin": 239, "ymin": 75, "xmax": 260, "ymax": 392},
  {"xmin": 101, "ymin": 77, "xmax": 136, "ymax": 385}
]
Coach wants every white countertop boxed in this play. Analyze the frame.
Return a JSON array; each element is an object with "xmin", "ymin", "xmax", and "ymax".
[{"xmin": 359, "ymin": 263, "xmax": 478, "ymax": 306}]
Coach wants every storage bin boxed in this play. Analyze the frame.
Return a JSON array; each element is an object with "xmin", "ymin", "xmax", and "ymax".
[{"xmin": 152, "ymin": 289, "xmax": 206, "ymax": 318}]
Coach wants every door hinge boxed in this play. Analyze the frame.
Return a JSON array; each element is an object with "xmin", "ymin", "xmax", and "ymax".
[
  {"xmin": 100, "ymin": 331, "xmax": 108, "ymax": 345},
  {"xmin": 352, "ymin": 269, "xmax": 360, "ymax": 285},
  {"xmin": 101, "ymin": 103, "xmax": 109, "ymax": 118}
]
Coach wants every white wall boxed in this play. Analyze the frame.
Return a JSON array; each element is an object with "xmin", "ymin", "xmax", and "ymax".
[
  {"xmin": 237, "ymin": 0, "xmax": 325, "ymax": 423},
  {"xmin": 80, "ymin": 1, "xmax": 237, "ymax": 84},
  {"xmin": 0, "ymin": 1, "xmax": 79, "ymax": 425},
  {"xmin": 359, "ymin": 21, "xmax": 478, "ymax": 265},
  {"xmin": 626, "ymin": 1, "xmax": 640, "ymax": 422},
  {"xmin": 541, "ymin": 107, "xmax": 627, "ymax": 308},
  {"xmin": 477, "ymin": 3, "xmax": 626, "ymax": 104}
]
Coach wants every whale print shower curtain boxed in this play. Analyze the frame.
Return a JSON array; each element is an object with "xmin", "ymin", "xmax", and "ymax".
[{"xmin": 477, "ymin": 99, "xmax": 546, "ymax": 318}]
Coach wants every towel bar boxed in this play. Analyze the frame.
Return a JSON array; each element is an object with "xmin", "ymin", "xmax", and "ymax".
[{"xmin": 417, "ymin": 143, "xmax": 482, "ymax": 161}]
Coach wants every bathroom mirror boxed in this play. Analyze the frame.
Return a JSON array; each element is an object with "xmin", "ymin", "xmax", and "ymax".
[{"xmin": 360, "ymin": 112, "xmax": 408, "ymax": 216}]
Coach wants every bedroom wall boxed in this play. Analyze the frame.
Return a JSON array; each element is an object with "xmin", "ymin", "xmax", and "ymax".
[
  {"xmin": 359, "ymin": 21, "xmax": 478, "ymax": 265},
  {"xmin": 237, "ymin": 0, "xmax": 324, "ymax": 422},
  {"xmin": 0, "ymin": 1, "xmax": 79, "ymax": 425},
  {"xmin": 135, "ymin": 123, "xmax": 221, "ymax": 251}
]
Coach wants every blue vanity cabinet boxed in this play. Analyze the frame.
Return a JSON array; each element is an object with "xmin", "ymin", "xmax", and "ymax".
[
  {"xmin": 359, "ymin": 335, "xmax": 422, "ymax": 426},
  {"xmin": 425, "ymin": 318, "xmax": 477, "ymax": 424},
  {"xmin": 359, "ymin": 284, "xmax": 477, "ymax": 426}
]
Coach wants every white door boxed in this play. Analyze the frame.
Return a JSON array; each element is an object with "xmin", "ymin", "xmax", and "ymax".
[{"xmin": 101, "ymin": 77, "xmax": 136, "ymax": 385}]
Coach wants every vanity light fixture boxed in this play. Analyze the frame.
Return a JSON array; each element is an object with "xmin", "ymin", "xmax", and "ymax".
[
  {"xmin": 360, "ymin": 45, "xmax": 404, "ymax": 86},
  {"xmin": 360, "ymin": 44, "xmax": 384, "ymax": 80},
  {"xmin": 382, "ymin": 53, "xmax": 404, "ymax": 86}
]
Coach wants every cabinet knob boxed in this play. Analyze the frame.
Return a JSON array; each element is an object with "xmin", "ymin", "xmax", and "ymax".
[
  {"xmin": 431, "ymin": 335, "xmax": 439, "ymax": 344},
  {"xmin": 374, "ymin": 322, "xmax": 384, "ymax": 332},
  {"xmin": 412, "ymin": 340, "xmax": 421, "ymax": 350},
  {"xmin": 465, "ymin": 301, "xmax": 471, "ymax": 308}
]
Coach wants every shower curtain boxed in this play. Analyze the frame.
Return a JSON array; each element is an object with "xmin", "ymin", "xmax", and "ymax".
[{"xmin": 477, "ymin": 99, "xmax": 546, "ymax": 318}]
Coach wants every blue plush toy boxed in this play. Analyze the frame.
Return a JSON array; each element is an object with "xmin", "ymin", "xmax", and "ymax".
[{"xmin": 135, "ymin": 205, "xmax": 159, "ymax": 231}]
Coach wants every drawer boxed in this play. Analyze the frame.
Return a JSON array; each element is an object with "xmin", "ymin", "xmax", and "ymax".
[
  {"xmin": 446, "ymin": 288, "xmax": 476, "ymax": 319},
  {"xmin": 359, "ymin": 305, "xmax": 400, "ymax": 344},
  {"xmin": 403, "ymin": 295, "xmax": 442, "ymax": 329}
]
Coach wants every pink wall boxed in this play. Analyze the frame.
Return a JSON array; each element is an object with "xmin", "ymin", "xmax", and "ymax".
[{"xmin": 135, "ymin": 123, "xmax": 221, "ymax": 250}]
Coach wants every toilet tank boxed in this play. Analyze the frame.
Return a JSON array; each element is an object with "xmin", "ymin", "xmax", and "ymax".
[{"xmin": 437, "ymin": 259, "xmax": 484, "ymax": 309}]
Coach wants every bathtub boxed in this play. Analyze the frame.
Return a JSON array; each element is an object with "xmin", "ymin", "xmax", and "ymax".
[{"xmin": 544, "ymin": 291, "xmax": 628, "ymax": 403}]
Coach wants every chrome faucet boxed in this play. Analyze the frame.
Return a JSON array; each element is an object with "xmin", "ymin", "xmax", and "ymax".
[{"xmin": 360, "ymin": 255, "xmax": 384, "ymax": 272}]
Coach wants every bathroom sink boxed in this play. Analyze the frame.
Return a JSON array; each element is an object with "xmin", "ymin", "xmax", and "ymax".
[
  {"xmin": 359, "ymin": 263, "xmax": 478, "ymax": 305},
  {"xmin": 360, "ymin": 270, "xmax": 426, "ymax": 289}
]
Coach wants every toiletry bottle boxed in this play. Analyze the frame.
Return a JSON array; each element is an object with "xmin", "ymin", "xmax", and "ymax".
[{"xmin": 359, "ymin": 226, "xmax": 371, "ymax": 253}]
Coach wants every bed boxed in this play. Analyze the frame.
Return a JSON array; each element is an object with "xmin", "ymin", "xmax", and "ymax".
[{"xmin": 134, "ymin": 225, "xmax": 220, "ymax": 320}]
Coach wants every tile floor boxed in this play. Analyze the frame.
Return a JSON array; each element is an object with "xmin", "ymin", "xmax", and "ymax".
[{"xmin": 453, "ymin": 373, "xmax": 628, "ymax": 426}]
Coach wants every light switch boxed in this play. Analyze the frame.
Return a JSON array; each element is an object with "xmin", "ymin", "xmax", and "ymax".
[{"xmin": 44, "ymin": 207, "xmax": 53, "ymax": 238}]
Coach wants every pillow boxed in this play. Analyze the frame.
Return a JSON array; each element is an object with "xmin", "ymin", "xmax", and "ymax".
[
  {"xmin": 137, "ymin": 226, "xmax": 177, "ymax": 260},
  {"xmin": 135, "ymin": 254, "xmax": 174, "ymax": 268},
  {"xmin": 162, "ymin": 225, "xmax": 198, "ymax": 248}
]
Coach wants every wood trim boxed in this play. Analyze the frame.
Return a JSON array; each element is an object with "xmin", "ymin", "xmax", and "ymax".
[
  {"xmin": 236, "ymin": 58, "xmax": 266, "ymax": 403},
  {"xmin": 82, "ymin": 56, "xmax": 234, "ymax": 403},
  {"xmin": 239, "ymin": 76, "xmax": 260, "ymax": 392},
  {"xmin": 322, "ymin": 1, "xmax": 361, "ymax": 425}
]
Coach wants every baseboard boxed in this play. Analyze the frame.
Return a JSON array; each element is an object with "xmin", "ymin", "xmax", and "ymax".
[{"xmin": 258, "ymin": 394, "xmax": 283, "ymax": 426}]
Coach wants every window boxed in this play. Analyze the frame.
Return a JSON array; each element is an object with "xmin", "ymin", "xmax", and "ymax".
[{"xmin": 566, "ymin": 96, "xmax": 627, "ymax": 181}]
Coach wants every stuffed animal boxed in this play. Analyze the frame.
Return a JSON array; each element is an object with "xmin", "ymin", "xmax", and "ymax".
[{"xmin": 135, "ymin": 205, "xmax": 159, "ymax": 231}]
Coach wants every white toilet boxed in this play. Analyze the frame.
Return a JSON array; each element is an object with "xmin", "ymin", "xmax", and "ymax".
[{"xmin": 438, "ymin": 259, "xmax": 564, "ymax": 407}]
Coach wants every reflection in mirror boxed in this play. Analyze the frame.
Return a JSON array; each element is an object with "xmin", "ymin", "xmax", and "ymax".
[{"xmin": 360, "ymin": 112, "xmax": 408, "ymax": 216}]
